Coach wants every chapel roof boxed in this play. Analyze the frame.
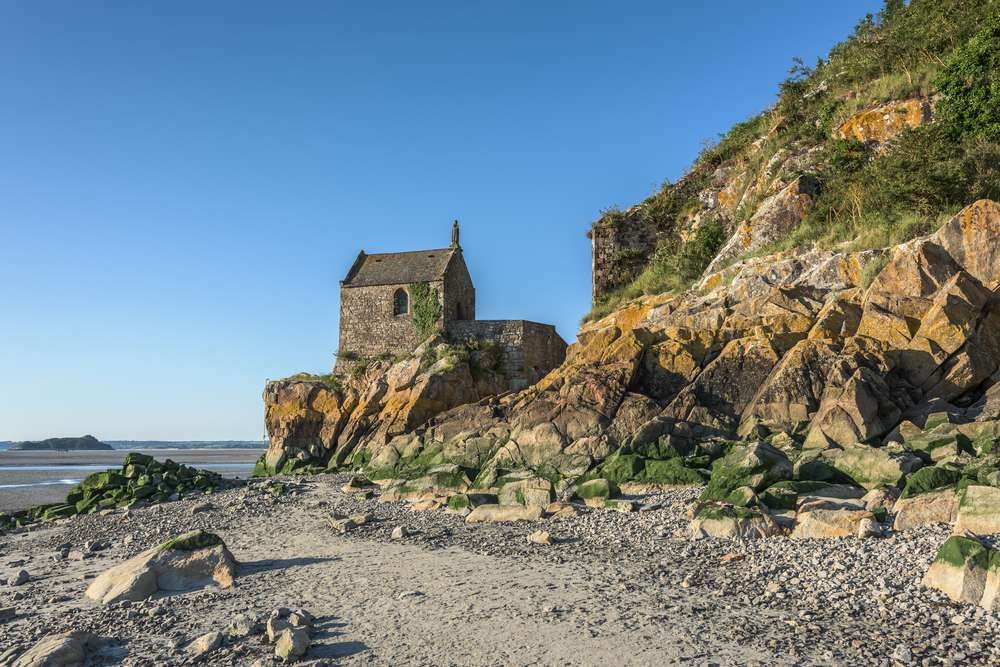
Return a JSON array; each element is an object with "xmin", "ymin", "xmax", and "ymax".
[{"xmin": 341, "ymin": 247, "xmax": 457, "ymax": 287}]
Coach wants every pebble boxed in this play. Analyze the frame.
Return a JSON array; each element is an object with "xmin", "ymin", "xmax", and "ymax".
[{"xmin": 7, "ymin": 570, "xmax": 29, "ymax": 586}]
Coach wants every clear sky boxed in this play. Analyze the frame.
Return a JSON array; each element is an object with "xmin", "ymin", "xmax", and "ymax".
[{"xmin": 0, "ymin": 0, "xmax": 882, "ymax": 441}]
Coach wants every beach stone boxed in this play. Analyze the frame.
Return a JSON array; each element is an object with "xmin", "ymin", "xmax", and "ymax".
[
  {"xmin": 465, "ymin": 504, "xmax": 543, "ymax": 523},
  {"xmin": 227, "ymin": 613, "xmax": 260, "ymax": 638},
  {"xmin": 187, "ymin": 631, "xmax": 222, "ymax": 659},
  {"xmin": 3, "ymin": 631, "xmax": 98, "ymax": 667},
  {"xmin": 390, "ymin": 526, "xmax": 409, "ymax": 540},
  {"xmin": 409, "ymin": 499, "xmax": 442, "ymax": 512},
  {"xmin": 266, "ymin": 617, "xmax": 291, "ymax": 643},
  {"xmin": 329, "ymin": 517, "xmax": 356, "ymax": 534},
  {"xmin": 85, "ymin": 530, "xmax": 236, "ymax": 605},
  {"xmin": 274, "ymin": 627, "xmax": 310, "ymax": 661},
  {"xmin": 7, "ymin": 570, "xmax": 29, "ymax": 586},
  {"xmin": 545, "ymin": 501, "xmax": 579, "ymax": 518},
  {"xmin": 856, "ymin": 516, "xmax": 882, "ymax": 538},
  {"xmin": 527, "ymin": 530, "xmax": 551, "ymax": 545}
]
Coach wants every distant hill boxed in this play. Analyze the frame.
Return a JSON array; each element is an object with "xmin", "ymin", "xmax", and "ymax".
[{"xmin": 11, "ymin": 435, "xmax": 113, "ymax": 451}]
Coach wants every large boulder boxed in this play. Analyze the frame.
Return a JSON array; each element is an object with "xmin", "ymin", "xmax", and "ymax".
[
  {"xmin": 706, "ymin": 176, "xmax": 820, "ymax": 274},
  {"xmin": 689, "ymin": 505, "xmax": 785, "ymax": 540},
  {"xmin": 955, "ymin": 486, "xmax": 1000, "ymax": 535},
  {"xmin": 2, "ymin": 632, "xmax": 100, "ymax": 667},
  {"xmin": 932, "ymin": 199, "xmax": 1000, "ymax": 290},
  {"xmin": 497, "ymin": 477, "xmax": 554, "ymax": 508},
  {"xmin": 893, "ymin": 490, "xmax": 958, "ymax": 531},
  {"xmin": 923, "ymin": 535, "xmax": 1000, "ymax": 610},
  {"xmin": 85, "ymin": 530, "xmax": 236, "ymax": 605},
  {"xmin": 791, "ymin": 507, "xmax": 875, "ymax": 539},
  {"xmin": 701, "ymin": 442, "xmax": 792, "ymax": 502},
  {"xmin": 826, "ymin": 446, "xmax": 922, "ymax": 490}
]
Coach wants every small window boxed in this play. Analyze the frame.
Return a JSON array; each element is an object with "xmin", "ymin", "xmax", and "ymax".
[
  {"xmin": 456, "ymin": 302, "xmax": 464, "ymax": 320},
  {"xmin": 393, "ymin": 288, "xmax": 409, "ymax": 316}
]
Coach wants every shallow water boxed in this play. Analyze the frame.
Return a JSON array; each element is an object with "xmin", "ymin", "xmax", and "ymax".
[{"xmin": 0, "ymin": 448, "xmax": 263, "ymax": 512}]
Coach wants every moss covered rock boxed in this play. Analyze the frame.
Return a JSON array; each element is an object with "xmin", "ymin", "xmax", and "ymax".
[
  {"xmin": 900, "ymin": 466, "xmax": 961, "ymax": 499},
  {"xmin": 700, "ymin": 442, "xmax": 792, "ymax": 502},
  {"xmin": 575, "ymin": 478, "xmax": 619, "ymax": 501},
  {"xmin": 828, "ymin": 446, "xmax": 922, "ymax": 490},
  {"xmin": 956, "ymin": 485, "xmax": 1000, "ymax": 534},
  {"xmin": 689, "ymin": 504, "xmax": 784, "ymax": 539},
  {"xmin": 922, "ymin": 535, "xmax": 1000, "ymax": 610}
]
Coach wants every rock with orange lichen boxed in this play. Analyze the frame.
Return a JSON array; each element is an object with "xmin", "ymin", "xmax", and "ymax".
[{"xmin": 835, "ymin": 97, "xmax": 933, "ymax": 145}]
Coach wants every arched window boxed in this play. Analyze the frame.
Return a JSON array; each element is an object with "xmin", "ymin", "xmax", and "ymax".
[
  {"xmin": 456, "ymin": 302, "xmax": 464, "ymax": 320},
  {"xmin": 393, "ymin": 288, "xmax": 409, "ymax": 315}
]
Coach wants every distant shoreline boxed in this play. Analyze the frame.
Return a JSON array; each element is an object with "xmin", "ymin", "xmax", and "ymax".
[
  {"xmin": 0, "ymin": 441, "xmax": 267, "ymax": 452},
  {"xmin": 0, "ymin": 448, "xmax": 265, "ymax": 512}
]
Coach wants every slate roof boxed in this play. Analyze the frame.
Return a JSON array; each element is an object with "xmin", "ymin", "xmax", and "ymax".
[{"xmin": 341, "ymin": 248, "xmax": 456, "ymax": 287}]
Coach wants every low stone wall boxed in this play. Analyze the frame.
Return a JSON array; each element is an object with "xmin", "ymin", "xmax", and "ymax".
[
  {"xmin": 446, "ymin": 320, "xmax": 567, "ymax": 390},
  {"xmin": 589, "ymin": 217, "xmax": 657, "ymax": 304}
]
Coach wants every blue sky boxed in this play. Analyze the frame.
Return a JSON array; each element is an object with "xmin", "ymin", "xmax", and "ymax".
[{"xmin": 0, "ymin": 1, "xmax": 882, "ymax": 440}]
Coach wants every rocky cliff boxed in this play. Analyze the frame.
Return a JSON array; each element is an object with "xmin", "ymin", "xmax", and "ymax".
[
  {"xmin": 262, "ymin": 1, "xmax": 1000, "ymax": 560},
  {"xmin": 264, "ymin": 200, "xmax": 1000, "ymax": 507}
]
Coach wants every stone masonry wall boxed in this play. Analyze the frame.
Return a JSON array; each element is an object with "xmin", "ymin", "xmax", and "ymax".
[
  {"xmin": 590, "ymin": 218, "xmax": 657, "ymax": 304},
  {"xmin": 337, "ymin": 280, "xmax": 444, "ymax": 367},
  {"xmin": 442, "ymin": 253, "xmax": 476, "ymax": 321},
  {"xmin": 446, "ymin": 320, "xmax": 567, "ymax": 390}
]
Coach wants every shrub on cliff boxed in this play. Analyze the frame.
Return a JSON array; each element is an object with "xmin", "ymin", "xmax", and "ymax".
[{"xmin": 936, "ymin": 14, "xmax": 1000, "ymax": 141}]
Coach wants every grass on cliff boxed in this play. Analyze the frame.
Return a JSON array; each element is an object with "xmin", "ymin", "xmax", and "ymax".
[
  {"xmin": 285, "ymin": 372, "xmax": 344, "ymax": 395},
  {"xmin": 584, "ymin": 0, "xmax": 1000, "ymax": 322}
]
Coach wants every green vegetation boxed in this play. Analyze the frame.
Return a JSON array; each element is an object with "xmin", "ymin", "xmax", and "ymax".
[
  {"xmin": 409, "ymin": 281, "xmax": 442, "ymax": 340},
  {"xmin": 936, "ymin": 14, "xmax": 1000, "ymax": 141},
  {"xmin": 597, "ymin": 451, "xmax": 708, "ymax": 486},
  {"xmin": 286, "ymin": 372, "xmax": 344, "ymax": 396},
  {"xmin": 586, "ymin": 0, "xmax": 1000, "ymax": 321},
  {"xmin": 859, "ymin": 253, "xmax": 890, "ymax": 289}
]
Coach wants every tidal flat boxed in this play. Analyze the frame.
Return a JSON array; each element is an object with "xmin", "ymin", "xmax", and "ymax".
[{"xmin": 0, "ymin": 449, "xmax": 263, "ymax": 512}]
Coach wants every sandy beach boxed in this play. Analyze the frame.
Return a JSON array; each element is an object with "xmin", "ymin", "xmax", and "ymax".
[
  {"xmin": 0, "ymin": 449, "xmax": 264, "ymax": 513},
  {"xmin": 1, "ymin": 472, "xmax": 996, "ymax": 665}
]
